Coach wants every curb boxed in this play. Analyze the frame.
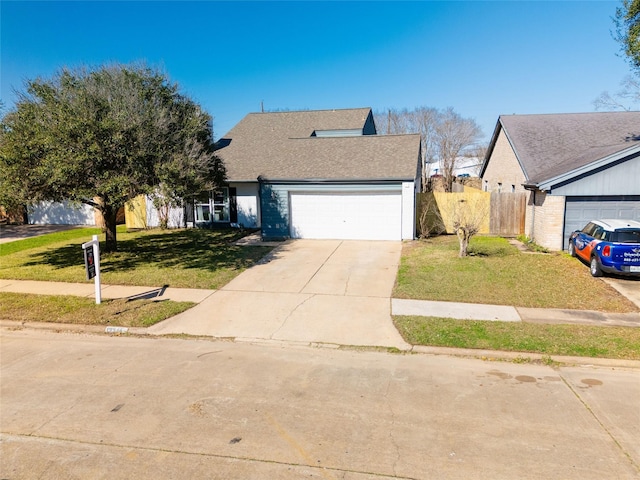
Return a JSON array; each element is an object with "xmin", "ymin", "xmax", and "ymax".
[{"xmin": 3, "ymin": 320, "xmax": 639, "ymax": 369}]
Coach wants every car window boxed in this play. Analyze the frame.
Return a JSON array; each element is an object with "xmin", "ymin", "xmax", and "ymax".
[
  {"xmin": 592, "ymin": 226, "xmax": 606, "ymax": 240},
  {"xmin": 613, "ymin": 229, "xmax": 640, "ymax": 243},
  {"xmin": 582, "ymin": 223, "xmax": 596, "ymax": 236}
]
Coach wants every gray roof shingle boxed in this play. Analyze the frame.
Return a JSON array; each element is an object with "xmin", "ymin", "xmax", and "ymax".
[
  {"xmin": 216, "ymin": 108, "xmax": 421, "ymax": 182},
  {"xmin": 497, "ymin": 111, "xmax": 640, "ymax": 184}
]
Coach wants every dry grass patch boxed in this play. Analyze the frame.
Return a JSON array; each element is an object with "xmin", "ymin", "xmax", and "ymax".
[{"xmin": 394, "ymin": 235, "xmax": 637, "ymax": 312}]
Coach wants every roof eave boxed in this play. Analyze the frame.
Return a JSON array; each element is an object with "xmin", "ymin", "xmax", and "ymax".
[
  {"xmin": 535, "ymin": 143, "xmax": 640, "ymax": 191},
  {"xmin": 479, "ymin": 119, "xmax": 503, "ymax": 178},
  {"xmin": 256, "ymin": 177, "xmax": 416, "ymax": 184}
]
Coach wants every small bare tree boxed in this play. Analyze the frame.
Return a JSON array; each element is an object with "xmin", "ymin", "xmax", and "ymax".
[{"xmin": 449, "ymin": 196, "xmax": 489, "ymax": 257}]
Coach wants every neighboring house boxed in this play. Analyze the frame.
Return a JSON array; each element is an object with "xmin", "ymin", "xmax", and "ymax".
[
  {"xmin": 428, "ymin": 156, "xmax": 482, "ymax": 178},
  {"xmin": 191, "ymin": 107, "xmax": 422, "ymax": 241},
  {"xmin": 481, "ymin": 112, "xmax": 640, "ymax": 250},
  {"xmin": 28, "ymin": 201, "xmax": 98, "ymax": 226}
]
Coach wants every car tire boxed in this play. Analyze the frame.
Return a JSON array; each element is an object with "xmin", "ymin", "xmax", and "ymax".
[
  {"xmin": 590, "ymin": 256, "xmax": 603, "ymax": 277},
  {"xmin": 568, "ymin": 241, "xmax": 576, "ymax": 257}
]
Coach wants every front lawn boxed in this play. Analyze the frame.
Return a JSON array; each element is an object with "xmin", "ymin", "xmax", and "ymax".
[
  {"xmin": 394, "ymin": 235, "xmax": 637, "ymax": 312},
  {"xmin": 0, "ymin": 292, "xmax": 194, "ymax": 328},
  {"xmin": 394, "ymin": 316, "xmax": 640, "ymax": 360},
  {"xmin": 0, "ymin": 227, "xmax": 275, "ymax": 289}
]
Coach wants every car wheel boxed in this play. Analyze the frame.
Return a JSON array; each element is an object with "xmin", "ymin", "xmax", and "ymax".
[
  {"xmin": 590, "ymin": 256, "xmax": 603, "ymax": 277},
  {"xmin": 568, "ymin": 241, "xmax": 576, "ymax": 257}
]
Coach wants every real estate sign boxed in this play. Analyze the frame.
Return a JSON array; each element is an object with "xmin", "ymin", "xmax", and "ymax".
[
  {"xmin": 83, "ymin": 245, "xmax": 96, "ymax": 280},
  {"xmin": 81, "ymin": 235, "xmax": 102, "ymax": 304}
]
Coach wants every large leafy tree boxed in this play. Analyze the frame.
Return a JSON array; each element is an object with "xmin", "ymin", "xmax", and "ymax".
[
  {"xmin": 595, "ymin": 1, "xmax": 640, "ymax": 110},
  {"xmin": 0, "ymin": 64, "xmax": 225, "ymax": 251},
  {"xmin": 615, "ymin": 0, "xmax": 640, "ymax": 73}
]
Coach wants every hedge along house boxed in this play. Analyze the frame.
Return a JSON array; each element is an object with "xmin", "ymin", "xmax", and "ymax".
[
  {"xmin": 481, "ymin": 112, "xmax": 640, "ymax": 251},
  {"xmin": 203, "ymin": 107, "xmax": 422, "ymax": 241}
]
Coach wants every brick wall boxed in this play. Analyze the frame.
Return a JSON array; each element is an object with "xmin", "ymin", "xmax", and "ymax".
[
  {"xmin": 525, "ymin": 191, "xmax": 566, "ymax": 250},
  {"xmin": 482, "ymin": 128, "xmax": 527, "ymax": 193}
]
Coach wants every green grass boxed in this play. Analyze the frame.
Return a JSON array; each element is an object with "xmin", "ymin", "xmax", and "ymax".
[
  {"xmin": 0, "ymin": 227, "xmax": 102, "ymax": 256},
  {"xmin": 394, "ymin": 235, "xmax": 637, "ymax": 312},
  {"xmin": 0, "ymin": 292, "xmax": 194, "ymax": 328},
  {"xmin": 394, "ymin": 316, "xmax": 640, "ymax": 360},
  {"xmin": 0, "ymin": 226, "xmax": 274, "ymax": 289}
]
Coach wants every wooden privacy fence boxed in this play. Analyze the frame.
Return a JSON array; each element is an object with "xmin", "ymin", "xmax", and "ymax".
[
  {"xmin": 416, "ymin": 190, "xmax": 526, "ymax": 237},
  {"xmin": 489, "ymin": 192, "xmax": 526, "ymax": 236}
]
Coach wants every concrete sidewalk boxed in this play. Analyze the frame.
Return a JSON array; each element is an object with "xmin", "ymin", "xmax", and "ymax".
[
  {"xmin": 392, "ymin": 298, "xmax": 640, "ymax": 327},
  {"xmin": 2, "ymin": 278, "xmax": 639, "ymax": 330}
]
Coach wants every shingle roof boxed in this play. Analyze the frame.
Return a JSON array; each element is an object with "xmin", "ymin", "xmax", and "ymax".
[
  {"xmin": 495, "ymin": 111, "xmax": 640, "ymax": 184},
  {"xmin": 216, "ymin": 108, "xmax": 421, "ymax": 182}
]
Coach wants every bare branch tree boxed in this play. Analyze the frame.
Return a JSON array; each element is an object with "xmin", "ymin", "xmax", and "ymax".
[
  {"xmin": 374, "ymin": 107, "xmax": 480, "ymax": 192},
  {"xmin": 433, "ymin": 108, "xmax": 483, "ymax": 192},
  {"xmin": 594, "ymin": 75, "xmax": 640, "ymax": 111}
]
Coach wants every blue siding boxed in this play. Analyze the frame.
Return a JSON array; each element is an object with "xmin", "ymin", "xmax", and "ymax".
[
  {"xmin": 363, "ymin": 111, "xmax": 376, "ymax": 135},
  {"xmin": 259, "ymin": 184, "xmax": 290, "ymax": 240}
]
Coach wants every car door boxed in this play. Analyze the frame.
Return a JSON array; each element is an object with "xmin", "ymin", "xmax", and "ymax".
[{"xmin": 574, "ymin": 223, "xmax": 597, "ymax": 261}]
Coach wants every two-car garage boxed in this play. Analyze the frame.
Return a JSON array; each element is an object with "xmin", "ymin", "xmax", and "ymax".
[
  {"xmin": 289, "ymin": 191, "xmax": 403, "ymax": 241},
  {"xmin": 258, "ymin": 182, "xmax": 416, "ymax": 242}
]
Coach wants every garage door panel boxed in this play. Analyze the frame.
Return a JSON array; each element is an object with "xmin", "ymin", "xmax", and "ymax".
[
  {"xmin": 564, "ymin": 198, "xmax": 640, "ymax": 249},
  {"xmin": 290, "ymin": 193, "xmax": 401, "ymax": 241}
]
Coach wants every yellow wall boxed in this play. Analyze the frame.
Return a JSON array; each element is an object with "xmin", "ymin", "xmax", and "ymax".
[{"xmin": 125, "ymin": 195, "xmax": 147, "ymax": 229}]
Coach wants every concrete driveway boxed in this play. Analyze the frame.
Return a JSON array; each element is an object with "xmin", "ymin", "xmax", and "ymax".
[
  {"xmin": 149, "ymin": 240, "xmax": 408, "ymax": 349},
  {"xmin": 0, "ymin": 224, "xmax": 81, "ymax": 244},
  {"xmin": 603, "ymin": 276, "xmax": 640, "ymax": 309}
]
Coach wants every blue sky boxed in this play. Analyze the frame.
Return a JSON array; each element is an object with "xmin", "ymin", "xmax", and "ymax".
[{"xmin": 1, "ymin": 1, "xmax": 633, "ymax": 142}]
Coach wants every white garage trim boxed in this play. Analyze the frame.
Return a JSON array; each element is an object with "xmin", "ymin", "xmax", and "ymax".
[{"xmin": 290, "ymin": 191, "xmax": 402, "ymax": 240}]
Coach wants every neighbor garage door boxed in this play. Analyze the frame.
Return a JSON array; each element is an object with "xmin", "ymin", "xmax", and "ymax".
[
  {"xmin": 564, "ymin": 196, "xmax": 640, "ymax": 249},
  {"xmin": 290, "ymin": 192, "xmax": 402, "ymax": 240}
]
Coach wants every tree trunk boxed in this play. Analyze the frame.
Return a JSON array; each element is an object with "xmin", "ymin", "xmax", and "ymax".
[
  {"xmin": 457, "ymin": 228, "xmax": 469, "ymax": 257},
  {"xmin": 101, "ymin": 203, "xmax": 118, "ymax": 252}
]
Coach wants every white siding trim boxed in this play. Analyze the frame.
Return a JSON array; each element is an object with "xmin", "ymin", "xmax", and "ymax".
[{"xmin": 401, "ymin": 181, "xmax": 415, "ymax": 240}]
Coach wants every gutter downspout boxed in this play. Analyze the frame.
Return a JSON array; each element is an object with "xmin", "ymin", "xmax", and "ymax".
[{"xmin": 530, "ymin": 190, "xmax": 535, "ymax": 241}]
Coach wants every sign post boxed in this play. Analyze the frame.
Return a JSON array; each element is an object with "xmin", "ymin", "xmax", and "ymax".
[{"xmin": 82, "ymin": 235, "xmax": 102, "ymax": 304}]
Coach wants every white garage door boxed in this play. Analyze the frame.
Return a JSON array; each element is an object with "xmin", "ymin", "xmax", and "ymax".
[
  {"xmin": 290, "ymin": 192, "xmax": 402, "ymax": 240},
  {"xmin": 564, "ymin": 196, "xmax": 640, "ymax": 249}
]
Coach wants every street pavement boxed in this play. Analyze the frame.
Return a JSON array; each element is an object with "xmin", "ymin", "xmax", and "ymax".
[
  {"xmin": 1, "ymin": 328, "xmax": 639, "ymax": 480},
  {"xmin": 0, "ymin": 224, "xmax": 81, "ymax": 244}
]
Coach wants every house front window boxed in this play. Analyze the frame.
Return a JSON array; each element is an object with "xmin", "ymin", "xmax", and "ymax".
[
  {"xmin": 194, "ymin": 192, "xmax": 212, "ymax": 224},
  {"xmin": 213, "ymin": 187, "xmax": 230, "ymax": 223}
]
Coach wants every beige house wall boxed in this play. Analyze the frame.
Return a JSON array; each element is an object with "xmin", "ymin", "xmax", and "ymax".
[
  {"xmin": 482, "ymin": 128, "xmax": 527, "ymax": 193},
  {"xmin": 525, "ymin": 191, "xmax": 566, "ymax": 251}
]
